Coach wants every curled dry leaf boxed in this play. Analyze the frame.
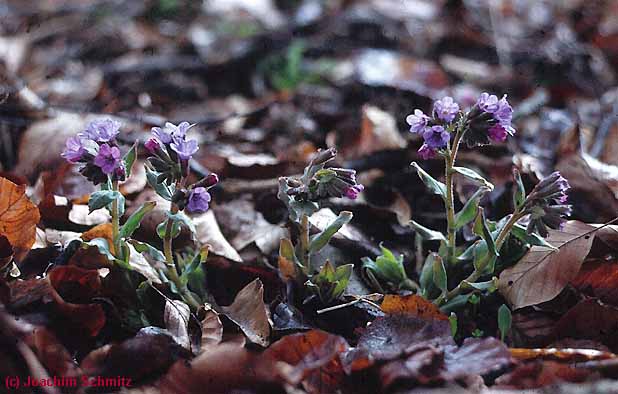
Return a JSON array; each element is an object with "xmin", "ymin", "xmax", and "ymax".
[
  {"xmin": 498, "ymin": 221, "xmax": 597, "ymax": 309},
  {"xmin": 200, "ymin": 307, "xmax": 223, "ymax": 353},
  {"xmin": 357, "ymin": 315, "xmax": 454, "ymax": 361},
  {"xmin": 571, "ymin": 258, "xmax": 618, "ymax": 305},
  {"xmin": 494, "ymin": 361, "xmax": 595, "ymax": 389},
  {"xmin": 554, "ymin": 299, "xmax": 618, "ymax": 352},
  {"xmin": 81, "ymin": 327, "xmax": 192, "ymax": 382},
  {"xmin": 0, "ymin": 177, "xmax": 40, "ymax": 254},
  {"xmin": 135, "ymin": 343, "xmax": 285, "ymax": 394},
  {"xmin": 381, "ymin": 294, "xmax": 448, "ymax": 321},
  {"xmin": 221, "ymin": 278, "xmax": 270, "ymax": 347},
  {"xmin": 164, "ymin": 300, "xmax": 191, "ymax": 351},
  {"xmin": 193, "ymin": 210, "xmax": 242, "ymax": 263},
  {"xmin": 263, "ymin": 330, "xmax": 350, "ymax": 394}
]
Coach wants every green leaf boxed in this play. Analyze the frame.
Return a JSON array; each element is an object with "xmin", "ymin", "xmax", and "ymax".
[
  {"xmin": 449, "ymin": 312, "xmax": 458, "ymax": 337},
  {"xmin": 309, "ymin": 211, "xmax": 353, "ymax": 253},
  {"xmin": 512, "ymin": 169, "xmax": 526, "ymax": 210},
  {"xmin": 473, "ymin": 208, "xmax": 498, "ymax": 257},
  {"xmin": 454, "ymin": 187, "xmax": 490, "ymax": 229},
  {"xmin": 123, "ymin": 142, "xmax": 138, "ymax": 178},
  {"xmin": 419, "ymin": 253, "xmax": 437, "ymax": 296},
  {"xmin": 409, "ymin": 220, "xmax": 446, "ymax": 241},
  {"xmin": 182, "ymin": 247, "xmax": 209, "ymax": 278},
  {"xmin": 305, "ymin": 261, "xmax": 352, "ymax": 304},
  {"xmin": 157, "ymin": 220, "xmax": 181, "ymax": 240},
  {"xmin": 411, "ymin": 162, "xmax": 446, "ymax": 199},
  {"xmin": 167, "ymin": 211, "xmax": 197, "ymax": 240},
  {"xmin": 84, "ymin": 238, "xmax": 116, "ymax": 261},
  {"xmin": 361, "ymin": 244, "xmax": 408, "ymax": 287},
  {"xmin": 129, "ymin": 239, "xmax": 166, "ymax": 262},
  {"xmin": 461, "ymin": 277, "xmax": 498, "ymax": 292},
  {"xmin": 88, "ymin": 190, "xmax": 123, "ymax": 213},
  {"xmin": 511, "ymin": 223, "xmax": 555, "ymax": 248},
  {"xmin": 432, "ymin": 254, "xmax": 448, "ymax": 294},
  {"xmin": 498, "ymin": 304, "xmax": 512, "ymax": 342},
  {"xmin": 146, "ymin": 167, "xmax": 173, "ymax": 201},
  {"xmin": 439, "ymin": 294, "xmax": 470, "ymax": 313},
  {"xmin": 452, "ymin": 167, "xmax": 494, "ymax": 189},
  {"xmin": 119, "ymin": 201, "xmax": 156, "ymax": 239}
]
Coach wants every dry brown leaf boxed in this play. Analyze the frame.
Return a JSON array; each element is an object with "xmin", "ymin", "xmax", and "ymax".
[
  {"xmin": 0, "ymin": 177, "xmax": 40, "ymax": 254},
  {"xmin": 200, "ymin": 307, "xmax": 223, "ymax": 353},
  {"xmin": 221, "ymin": 278, "xmax": 270, "ymax": 347},
  {"xmin": 498, "ymin": 221, "xmax": 596, "ymax": 309},
  {"xmin": 164, "ymin": 300, "xmax": 191, "ymax": 351},
  {"xmin": 193, "ymin": 210, "xmax": 242, "ymax": 263},
  {"xmin": 381, "ymin": 294, "xmax": 448, "ymax": 321}
]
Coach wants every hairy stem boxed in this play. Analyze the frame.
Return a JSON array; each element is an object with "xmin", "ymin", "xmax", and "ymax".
[
  {"xmin": 299, "ymin": 214, "xmax": 310, "ymax": 275},
  {"xmin": 163, "ymin": 195, "xmax": 201, "ymax": 310},
  {"xmin": 111, "ymin": 180, "xmax": 120, "ymax": 256},
  {"xmin": 435, "ymin": 211, "xmax": 524, "ymax": 305},
  {"xmin": 444, "ymin": 124, "xmax": 465, "ymax": 264}
]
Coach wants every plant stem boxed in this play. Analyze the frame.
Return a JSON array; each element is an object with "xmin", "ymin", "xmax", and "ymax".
[
  {"xmin": 444, "ymin": 124, "xmax": 465, "ymax": 264},
  {"xmin": 435, "ymin": 211, "xmax": 524, "ymax": 306},
  {"xmin": 299, "ymin": 214, "xmax": 310, "ymax": 275},
  {"xmin": 163, "ymin": 200, "xmax": 201, "ymax": 310},
  {"xmin": 111, "ymin": 180, "xmax": 120, "ymax": 256}
]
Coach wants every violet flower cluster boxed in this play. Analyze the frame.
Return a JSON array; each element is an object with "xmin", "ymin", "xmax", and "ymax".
[
  {"xmin": 523, "ymin": 172, "xmax": 572, "ymax": 237},
  {"xmin": 145, "ymin": 122, "xmax": 218, "ymax": 214},
  {"xmin": 61, "ymin": 119, "xmax": 126, "ymax": 184},
  {"xmin": 406, "ymin": 93, "xmax": 515, "ymax": 158}
]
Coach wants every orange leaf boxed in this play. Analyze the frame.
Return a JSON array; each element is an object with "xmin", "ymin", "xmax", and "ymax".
[
  {"xmin": 381, "ymin": 294, "xmax": 448, "ymax": 321},
  {"xmin": 0, "ymin": 177, "xmax": 40, "ymax": 253}
]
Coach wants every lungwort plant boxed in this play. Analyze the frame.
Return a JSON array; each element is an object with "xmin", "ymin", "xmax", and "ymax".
[
  {"xmin": 62, "ymin": 119, "xmax": 218, "ymax": 312},
  {"xmin": 363, "ymin": 93, "xmax": 572, "ymax": 311},
  {"xmin": 277, "ymin": 148, "xmax": 364, "ymax": 305}
]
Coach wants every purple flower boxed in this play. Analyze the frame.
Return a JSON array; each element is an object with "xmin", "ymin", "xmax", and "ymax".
[
  {"xmin": 170, "ymin": 137, "xmax": 199, "ymax": 161},
  {"xmin": 494, "ymin": 95, "xmax": 513, "ymax": 123},
  {"xmin": 418, "ymin": 144, "xmax": 436, "ymax": 160},
  {"xmin": 422, "ymin": 125, "xmax": 450, "ymax": 149},
  {"xmin": 151, "ymin": 122, "xmax": 192, "ymax": 144},
  {"xmin": 406, "ymin": 109, "xmax": 430, "ymax": 134},
  {"xmin": 186, "ymin": 187, "xmax": 211, "ymax": 213},
  {"xmin": 477, "ymin": 93, "xmax": 500, "ymax": 113},
  {"xmin": 433, "ymin": 96, "xmax": 459, "ymax": 122},
  {"xmin": 344, "ymin": 184, "xmax": 364, "ymax": 200},
  {"xmin": 488, "ymin": 124, "xmax": 508, "ymax": 142},
  {"xmin": 93, "ymin": 144, "xmax": 121, "ymax": 174},
  {"xmin": 524, "ymin": 172, "xmax": 572, "ymax": 237},
  {"xmin": 81, "ymin": 119, "xmax": 121, "ymax": 142},
  {"xmin": 145, "ymin": 138, "xmax": 162, "ymax": 155},
  {"xmin": 61, "ymin": 136, "xmax": 86, "ymax": 163}
]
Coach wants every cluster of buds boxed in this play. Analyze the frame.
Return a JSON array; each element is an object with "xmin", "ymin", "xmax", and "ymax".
[
  {"xmin": 145, "ymin": 121, "xmax": 218, "ymax": 214},
  {"xmin": 145, "ymin": 122, "xmax": 199, "ymax": 184},
  {"xmin": 522, "ymin": 172, "xmax": 572, "ymax": 237},
  {"xmin": 61, "ymin": 119, "xmax": 126, "ymax": 184},
  {"xmin": 284, "ymin": 148, "xmax": 364, "ymax": 202},
  {"xmin": 406, "ymin": 93, "xmax": 515, "ymax": 159}
]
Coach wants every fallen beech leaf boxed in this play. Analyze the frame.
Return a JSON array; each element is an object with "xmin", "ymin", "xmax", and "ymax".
[
  {"xmin": 510, "ymin": 348, "xmax": 616, "ymax": 362},
  {"xmin": 381, "ymin": 294, "xmax": 448, "ymax": 321},
  {"xmin": 221, "ymin": 278, "xmax": 270, "ymax": 346},
  {"xmin": 498, "ymin": 221, "xmax": 596, "ymax": 309},
  {"xmin": 68, "ymin": 204, "xmax": 111, "ymax": 226},
  {"xmin": 554, "ymin": 299, "xmax": 618, "ymax": 352},
  {"xmin": 263, "ymin": 330, "xmax": 349, "ymax": 394},
  {"xmin": 164, "ymin": 300, "xmax": 191, "ymax": 351},
  {"xmin": 81, "ymin": 327, "xmax": 191, "ymax": 382},
  {"xmin": 379, "ymin": 338, "xmax": 512, "ymax": 387},
  {"xmin": 357, "ymin": 315, "xmax": 454, "ymax": 361},
  {"xmin": 0, "ymin": 235, "xmax": 14, "ymax": 268},
  {"xmin": 9, "ymin": 276, "xmax": 105, "ymax": 336},
  {"xmin": 127, "ymin": 242, "xmax": 163, "ymax": 284},
  {"xmin": 200, "ymin": 307, "xmax": 223, "ymax": 353},
  {"xmin": 495, "ymin": 361, "xmax": 594, "ymax": 389},
  {"xmin": 193, "ymin": 210, "xmax": 242, "ymax": 263},
  {"xmin": 571, "ymin": 259, "xmax": 618, "ymax": 305},
  {"xmin": 0, "ymin": 177, "xmax": 40, "ymax": 253},
  {"xmin": 139, "ymin": 343, "xmax": 285, "ymax": 394}
]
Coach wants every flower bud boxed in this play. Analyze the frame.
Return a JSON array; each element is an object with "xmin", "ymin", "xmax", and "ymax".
[{"xmin": 194, "ymin": 173, "xmax": 219, "ymax": 188}]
